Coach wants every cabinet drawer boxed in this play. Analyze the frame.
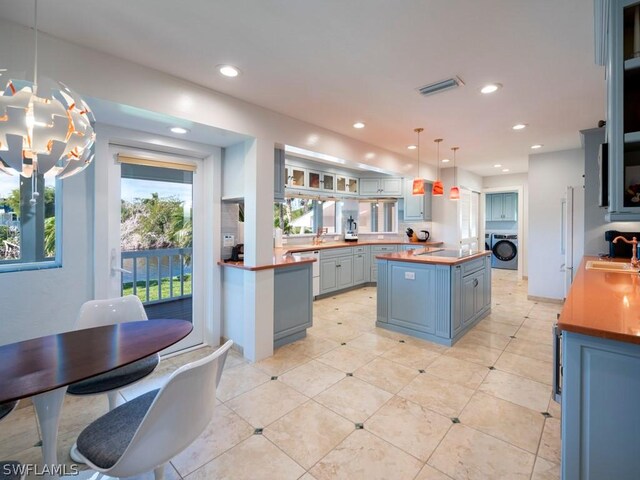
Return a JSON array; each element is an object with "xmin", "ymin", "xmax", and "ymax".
[
  {"xmin": 461, "ymin": 257, "xmax": 486, "ymax": 277},
  {"xmin": 354, "ymin": 246, "xmax": 368, "ymax": 254},
  {"xmin": 371, "ymin": 245, "xmax": 398, "ymax": 253},
  {"xmin": 320, "ymin": 247, "xmax": 353, "ymax": 258}
]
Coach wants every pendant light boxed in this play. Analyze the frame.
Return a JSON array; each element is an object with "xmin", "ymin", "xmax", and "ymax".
[
  {"xmin": 449, "ymin": 146, "xmax": 460, "ymax": 200},
  {"xmin": 432, "ymin": 138, "xmax": 444, "ymax": 196},
  {"xmin": 0, "ymin": 0, "xmax": 96, "ymax": 202},
  {"xmin": 411, "ymin": 127, "xmax": 425, "ymax": 195}
]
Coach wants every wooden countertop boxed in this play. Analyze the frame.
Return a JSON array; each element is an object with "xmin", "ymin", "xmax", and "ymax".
[
  {"xmin": 375, "ymin": 249, "xmax": 491, "ymax": 265},
  {"xmin": 558, "ymin": 256, "xmax": 640, "ymax": 344},
  {"xmin": 218, "ymin": 239, "xmax": 443, "ymax": 271}
]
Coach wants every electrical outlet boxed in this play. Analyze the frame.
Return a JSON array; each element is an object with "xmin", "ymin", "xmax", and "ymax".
[
  {"xmin": 334, "ymin": 236, "xmax": 339, "ymax": 240},
  {"xmin": 404, "ymin": 272, "xmax": 415, "ymax": 280},
  {"xmin": 377, "ymin": 235, "xmax": 384, "ymax": 239}
]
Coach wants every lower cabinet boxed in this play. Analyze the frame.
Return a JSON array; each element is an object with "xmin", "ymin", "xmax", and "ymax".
[
  {"xmin": 353, "ymin": 252, "xmax": 366, "ymax": 284},
  {"xmin": 319, "ymin": 246, "xmax": 370, "ymax": 296},
  {"xmin": 274, "ymin": 263, "xmax": 313, "ymax": 348},
  {"xmin": 336, "ymin": 255, "xmax": 353, "ymax": 289},
  {"xmin": 561, "ymin": 332, "xmax": 640, "ymax": 480}
]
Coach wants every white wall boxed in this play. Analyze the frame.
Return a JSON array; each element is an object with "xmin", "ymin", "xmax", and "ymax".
[
  {"xmin": 528, "ymin": 148, "xmax": 584, "ymax": 300},
  {"xmin": 483, "ymin": 173, "xmax": 529, "ymax": 276}
]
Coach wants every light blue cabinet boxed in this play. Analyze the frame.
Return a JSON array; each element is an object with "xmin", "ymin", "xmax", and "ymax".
[
  {"xmin": 370, "ymin": 245, "xmax": 398, "ymax": 284},
  {"xmin": 561, "ymin": 331, "xmax": 640, "ymax": 480},
  {"xmin": 360, "ymin": 177, "xmax": 403, "ymax": 197},
  {"xmin": 320, "ymin": 258, "xmax": 339, "ymax": 294},
  {"xmin": 274, "ymin": 263, "xmax": 313, "ymax": 348},
  {"xmin": 274, "ymin": 148, "xmax": 286, "ymax": 201},
  {"xmin": 336, "ymin": 255, "xmax": 353, "ymax": 289},
  {"xmin": 318, "ymin": 246, "xmax": 370, "ymax": 296},
  {"xmin": 353, "ymin": 252, "xmax": 366, "ymax": 284},
  {"xmin": 486, "ymin": 193, "xmax": 517, "ymax": 221},
  {"xmin": 376, "ymin": 255, "xmax": 491, "ymax": 346},
  {"xmin": 404, "ymin": 180, "xmax": 433, "ymax": 221}
]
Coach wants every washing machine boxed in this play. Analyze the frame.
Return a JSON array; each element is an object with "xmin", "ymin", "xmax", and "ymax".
[
  {"xmin": 484, "ymin": 232, "xmax": 492, "ymax": 252},
  {"xmin": 491, "ymin": 234, "xmax": 518, "ymax": 270}
]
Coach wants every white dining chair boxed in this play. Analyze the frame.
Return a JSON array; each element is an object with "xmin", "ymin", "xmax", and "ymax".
[
  {"xmin": 74, "ymin": 340, "xmax": 233, "ymax": 480},
  {"xmin": 67, "ymin": 295, "xmax": 160, "ymax": 411},
  {"xmin": 0, "ymin": 401, "xmax": 25, "ymax": 480}
]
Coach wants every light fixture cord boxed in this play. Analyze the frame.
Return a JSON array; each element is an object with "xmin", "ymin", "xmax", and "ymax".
[
  {"xmin": 436, "ymin": 141, "xmax": 440, "ymax": 179},
  {"xmin": 33, "ymin": 0, "xmax": 38, "ymax": 85},
  {"xmin": 417, "ymin": 130, "xmax": 421, "ymax": 177}
]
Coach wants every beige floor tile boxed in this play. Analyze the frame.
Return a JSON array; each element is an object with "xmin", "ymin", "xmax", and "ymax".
[
  {"xmin": 314, "ymin": 377, "xmax": 393, "ymax": 423},
  {"xmin": 504, "ymin": 337, "xmax": 553, "ymax": 362},
  {"xmin": 254, "ymin": 345, "xmax": 312, "ymax": 376},
  {"xmin": 286, "ymin": 335, "xmax": 340, "ymax": 358},
  {"xmin": 342, "ymin": 314, "xmax": 376, "ymax": 332},
  {"xmin": 223, "ymin": 350, "xmax": 247, "ymax": 370},
  {"xmin": 494, "ymin": 351, "xmax": 553, "ymax": 385},
  {"xmin": 398, "ymin": 373, "xmax": 475, "ymax": 417},
  {"xmin": 309, "ymin": 324, "xmax": 363, "ymax": 343},
  {"xmin": 547, "ymin": 396, "xmax": 561, "ymax": 418},
  {"xmin": 522, "ymin": 318, "xmax": 555, "ymax": 331},
  {"xmin": 353, "ymin": 357, "xmax": 419, "ymax": 393},
  {"xmin": 366, "ymin": 396, "xmax": 451, "ymax": 462},
  {"xmin": 171, "ymin": 403, "xmax": 254, "ymax": 476},
  {"xmin": 425, "ymin": 356, "xmax": 489, "ymax": 390},
  {"xmin": 185, "ymin": 434, "xmax": 304, "ymax": 480},
  {"xmin": 316, "ymin": 346, "xmax": 376, "ymax": 373},
  {"xmin": 279, "ymin": 359, "xmax": 345, "ymax": 397},
  {"xmin": 455, "ymin": 329, "xmax": 511, "ymax": 350},
  {"xmin": 226, "ymin": 380, "xmax": 308, "ymax": 427},
  {"xmin": 479, "ymin": 370, "xmax": 551, "ymax": 412},
  {"xmin": 58, "ymin": 394, "xmax": 109, "ymax": 435},
  {"xmin": 346, "ymin": 332, "xmax": 399, "ymax": 355},
  {"xmin": 264, "ymin": 400, "xmax": 354, "ymax": 469},
  {"xmin": 310, "ymin": 429, "xmax": 423, "ymax": 480},
  {"xmin": 415, "ymin": 465, "xmax": 454, "ymax": 480},
  {"xmin": 0, "ymin": 405, "xmax": 40, "ymax": 458},
  {"xmin": 381, "ymin": 343, "xmax": 441, "ymax": 369},
  {"xmin": 170, "ymin": 346, "xmax": 216, "ymax": 367},
  {"xmin": 531, "ymin": 456, "xmax": 561, "ymax": 480},
  {"xmin": 484, "ymin": 311, "xmax": 526, "ymax": 327},
  {"xmin": 444, "ymin": 342, "xmax": 502, "ymax": 366},
  {"xmin": 537, "ymin": 417, "xmax": 561, "ymax": 464},
  {"xmin": 216, "ymin": 363, "xmax": 271, "ymax": 402},
  {"xmin": 514, "ymin": 326, "xmax": 553, "ymax": 345},
  {"xmin": 404, "ymin": 336, "xmax": 450, "ymax": 353},
  {"xmin": 474, "ymin": 319, "xmax": 519, "ymax": 337},
  {"xmin": 428, "ymin": 424, "xmax": 535, "ymax": 480},
  {"xmin": 459, "ymin": 392, "xmax": 545, "ymax": 453}
]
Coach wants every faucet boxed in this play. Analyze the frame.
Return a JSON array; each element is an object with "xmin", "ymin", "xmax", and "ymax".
[{"xmin": 613, "ymin": 236, "xmax": 639, "ymax": 268}]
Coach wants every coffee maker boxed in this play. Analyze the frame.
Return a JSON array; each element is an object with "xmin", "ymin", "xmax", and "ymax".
[{"xmin": 345, "ymin": 215, "xmax": 358, "ymax": 242}]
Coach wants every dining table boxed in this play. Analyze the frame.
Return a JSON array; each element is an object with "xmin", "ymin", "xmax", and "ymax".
[{"xmin": 0, "ymin": 318, "xmax": 192, "ymax": 478}]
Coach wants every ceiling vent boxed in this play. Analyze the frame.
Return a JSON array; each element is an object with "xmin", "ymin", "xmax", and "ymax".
[{"xmin": 417, "ymin": 76, "xmax": 464, "ymax": 97}]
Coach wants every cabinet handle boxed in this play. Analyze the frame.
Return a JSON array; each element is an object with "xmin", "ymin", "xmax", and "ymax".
[
  {"xmin": 473, "ymin": 278, "xmax": 479, "ymax": 287},
  {"xmin": 552, "ymin": 324, "xmax": 562, "ymax": 403}
]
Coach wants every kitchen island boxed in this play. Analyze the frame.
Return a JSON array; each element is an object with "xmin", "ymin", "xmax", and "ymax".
[
  {"xmin": 375, "ymin": 248, "xmax": 491, "ymax": 346},
  {"xmin": 557, "ymin": 256, "xmax": 640, "ymax": 480}
]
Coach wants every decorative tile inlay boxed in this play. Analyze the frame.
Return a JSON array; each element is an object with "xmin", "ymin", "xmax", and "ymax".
[
  {"xmin": 488, "ymin": 366, "xmax": 496, "ymax": 370},
  {"xmin": 271, "ymin": 376, "xmax": 278, "ymax": 380},
  {"xmin": 355, "ymin": 423, "xmax": 364, "ymax": 429},
  {"xmin": 419, "ymin": 369, "xmax": 426, "ymax": 373},
  {"xmin": 337, "ymin": 322, "xmax": 342, "ymax": 325},
  {"xmin": 451, "ymin": 417, "xmax": 460, "ymax": 424},
  {"xmin": 346, "ymin": 372, "xmax": 353, "ymax": 377},
  {"xmin": 341, "ymin": 342, "xmax": 347, "ymax": 346},
  {"xmin": 254, "ymin": 428, "xmax": 263, "ymax": 435},
  {"xmin": 510, "ymin": 335, "xmax": 517, "ymax": 338},
  {"xmin": 399, "ymin": 339, "xmax": 406, "ymax": 343},
  {"xmin": 541, "ymin": 411, "xmax": 552, "ymax": 418}
]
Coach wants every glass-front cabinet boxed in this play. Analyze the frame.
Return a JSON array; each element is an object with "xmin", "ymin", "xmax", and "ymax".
[
  {"xmin": 336, "ymin": 175, "xmax": 358, "ymax": 195},
  {"xmin": 322, "ymin": 173, "xmax": 335, "ymax": 192}
]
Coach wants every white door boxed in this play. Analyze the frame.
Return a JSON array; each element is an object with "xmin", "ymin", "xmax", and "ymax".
[
  {"xmin": 107, "ymin": 146, "xmax": 205, "ymax": 352},
  {"xmin": 459, "ymin": 188, "xmax": 480, "ymax": 250}
]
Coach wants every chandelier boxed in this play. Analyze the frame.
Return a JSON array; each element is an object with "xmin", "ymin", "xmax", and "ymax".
[{"xmin": 0, "ymin": 0, "xmax": 95, "ymax": 200}]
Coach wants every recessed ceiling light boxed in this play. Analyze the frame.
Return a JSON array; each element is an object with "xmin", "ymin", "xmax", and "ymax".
[
  {"xmin": 217, "ymin": 65, "xmax": 241, "ymax": 78},
  {"xmin": 531, "ymin": 144, "xmax": 543, "ymax": 149},
  {"xmin": 502, "ymin": 168, "xmax": 510, "ymax": 172},
  {"xmin": 353, "ymin": 122, "xmax": 365, "ymax": 129},
  {"xmin": 169, "ymin": 127, "xmax": 190, "ymax": 134},
  {"xmin": 407, "ymin": 145, "xmax": 417, "ymax": 150},
  {"xmin": 493, "ymin": 164, "xmax": 502, "ymax": 168},
  {"xmin": 441, "ymin": 158, "xmax": 450, "ymax": 163},
  {"xmin": 512, "ymin": 123, "xmax": 527, "ymax": 130},
  {"xmin": 480, "ymin": 83, "xmax": 502, "ymax": 94}
]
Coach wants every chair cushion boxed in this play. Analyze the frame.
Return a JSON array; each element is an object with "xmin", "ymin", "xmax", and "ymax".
[
  {"xmin": 0, "ymin": 402, "xmax": 18, "ymax": 422},
  {"xmin": 67, "ymin": 354, "xmax": 159, "ymax": 395},
  {"xmin": 77, "ymin": 388, "xmax": 159, "ymax": 469},
  {"xmin": 0, "ymin": 461, "xmax": 23, "ymax": 480}
]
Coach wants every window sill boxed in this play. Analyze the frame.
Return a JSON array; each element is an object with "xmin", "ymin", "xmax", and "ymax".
[{"xmin": 0, "ymin": 260, "xmax": 61, "ymax": 274}]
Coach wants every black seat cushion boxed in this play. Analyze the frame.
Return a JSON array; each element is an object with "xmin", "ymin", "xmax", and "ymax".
[
  {"xmin": 0, "ymin": 461, "xmax": 24, "ymax": 480},
  {"xmin": 0, "ymin": 402, "xmax": 18, "ymax": 422},
  {"xmin": 77, "ymin": 389, "xmax": 159, "ymax": 469},
  {"xmin": 67, "ymin": 354, "xmax": 159, "ymax": 395}
]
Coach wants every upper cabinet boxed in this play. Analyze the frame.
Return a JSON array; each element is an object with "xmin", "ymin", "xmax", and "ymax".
[
  {"xmin": 605, "ymin": 0, "xmax": 640, "ymax": 220},
  {"xmin": 359, "ymin": 177, "xmax": 403, "ymax": 197},
  {"xmin": 274, "ymin": 148, "xmax": 285, "ymax": 201},
  {"xmin": 404, "ymin": 179, "xmax": 433, "ymax": 221},
  {"xmin": 486, "ymin": 193, "xmax": 517, "ymax": 221}
]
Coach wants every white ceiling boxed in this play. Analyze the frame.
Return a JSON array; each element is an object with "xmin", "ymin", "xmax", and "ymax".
[{"xmin": 0, "ymin": 0, "xmax": 605, "ymax": 176}]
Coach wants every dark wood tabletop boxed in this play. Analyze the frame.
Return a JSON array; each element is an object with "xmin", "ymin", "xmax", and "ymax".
[{"xmin": 0, "ymin": 319, "xmax": 192, "ymax": 404}]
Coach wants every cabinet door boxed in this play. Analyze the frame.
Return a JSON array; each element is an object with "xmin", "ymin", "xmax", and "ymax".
[
  {"xmin": 308, "ymin": 170, "xmax": 322, "ymax": 190},
  {"xmin": 320, "ymin": 258, "xmax": 338, "ymax": 294},
  {"xmin": 490, "ymin": 194, "xmax": 504, "ymax": 220},
  {"xmin": 387, "ymin": 263, "xmax": 436, "ymax": 334},
  {"xmin": 474, "ymin": 270, "xmax": 486, "ymax": 315},
  {"xmin": 360, "ymin": 178, "xmax": 380, "ymax": 195},
  {"xmin": 347, "ymin": 178, "xmax": 358, "ymax": 194},
  {"xmin": 404, "ymin": 180, "xmax": 424, "ymax": 220},
  {"xmin": 336, "ymin": 175, "xmax": 347, "ymax": 192},
  {"xmin": 461, "ymin": 275, "xmax": 477, "ymax": 326},
  {"xmin": 353, "ymin": 253, "xmax": 365, "ymax": 284},
  {"xmin": 502, "ymin": 193, "xmax": 517, "ymax": 221},
  {"xmin": 381, "ymin": 178, "xmax": 403, "ymax": 196},
  {"xmin": 322, "ymin": 173, "xmax": 335, "ymax": 192},
  {"xmin": 290, "ymin": 167, "xmax": 306, "ymax": 188},
  {"xmin": 422, "ymin": 182, "xmax": 433, "ymax": 221},
  {"xmin": 274, "ymin": 149, "xmax": 285, "ymax": 201},
  {"xmin": 337, "ymin": 255, "xmax": 353, "ymax": 288},
  {"xmin": 451, "ymin": 265, "xmax": 463, "ymax": 336}
]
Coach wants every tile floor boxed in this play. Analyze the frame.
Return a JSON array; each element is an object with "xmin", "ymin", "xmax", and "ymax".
[{"xmin": 1, "ymin": 269, "xmax": 562, "ymax": 479}]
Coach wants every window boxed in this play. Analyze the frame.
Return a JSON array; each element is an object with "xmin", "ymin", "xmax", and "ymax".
[
  {"xmin": 0, "ymin": 174, "xmax": 59, "ymax": 271},
  {"xmin": 358, "ymin": 200, "xmax": 397, "ymax": 233}
]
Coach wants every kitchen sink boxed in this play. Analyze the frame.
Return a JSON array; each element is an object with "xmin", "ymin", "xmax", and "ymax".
[{"xmin": 585, "ymin": 260, "xmax": 640, "ymax": 274}]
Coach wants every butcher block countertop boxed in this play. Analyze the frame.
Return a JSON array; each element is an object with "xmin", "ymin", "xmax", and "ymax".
[
  {"xmin": 375, "ymin": 248, "xmax": 491, "ymax": 266},
  {"xmin": 558, "ymin": 256, "xmax": 640, "ymax": 344}
]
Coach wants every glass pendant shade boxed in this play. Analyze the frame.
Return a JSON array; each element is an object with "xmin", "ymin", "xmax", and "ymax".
[
  {"xmin": 412, "ymin": 178, "xmax": 425, "ymax": 195},
  {"xmin": 449, "ymin": 185, "xmax": 460, "ymax": 200},
  {"xmin": 432, "ymin": 180, "xmax": 444, "ymax": 196},
  {"xmin": 0, "ymin": 78, "xmax": 95, "ymax": 179}
]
